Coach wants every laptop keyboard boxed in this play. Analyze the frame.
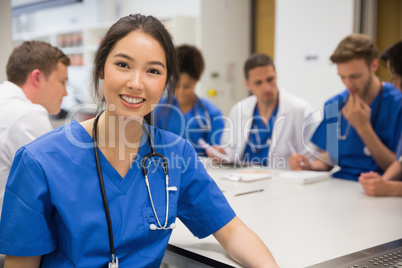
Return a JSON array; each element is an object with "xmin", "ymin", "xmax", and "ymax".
[{"xmin": 345, "ymin": 248, "xmax": 402, "ymax": 268}]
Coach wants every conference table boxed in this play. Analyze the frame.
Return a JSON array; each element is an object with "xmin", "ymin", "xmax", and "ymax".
[{"xmin": 162, "ymin": 161, "xmax": 402, "ymax": 268}]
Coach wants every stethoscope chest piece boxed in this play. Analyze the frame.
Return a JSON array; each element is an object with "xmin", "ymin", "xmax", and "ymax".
[
  {"xmin": 363, "ymin": 146, "xmax": 371, "ymax": 156},
  {"xmin": 267, "ymin": 138, "xmax": 272, "ymax": 146},
  {"xmin": 93, "ymin": 110, "xmax": 176, "ymax": 267},
  {"xmin": 109, "ymin": 257, "xmax": 119, "ymax": 268}
]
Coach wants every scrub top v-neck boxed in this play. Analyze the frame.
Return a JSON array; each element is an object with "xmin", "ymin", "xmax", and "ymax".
[{"xmin": 244, "ymin": 104, "xmax": 278, "ymax": 166}]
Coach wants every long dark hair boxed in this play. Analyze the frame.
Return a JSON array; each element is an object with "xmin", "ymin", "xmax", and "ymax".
[{"xmin": 92, "ymin": 14, "xmax": 179, "ymax": 124}]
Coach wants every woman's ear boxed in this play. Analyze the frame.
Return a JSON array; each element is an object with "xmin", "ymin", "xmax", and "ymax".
[{"xmin": 99, "ymin": 71, "xmax": 104, "ymax": 80}]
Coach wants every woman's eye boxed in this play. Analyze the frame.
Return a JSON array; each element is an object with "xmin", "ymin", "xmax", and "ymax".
[
  {"xmin": 116, "ymin": 62, "xmax": 129, "ymax": 69},
  {"xmin": 148, "ymin": 69, "xmax": 161, "ymax": 75}
]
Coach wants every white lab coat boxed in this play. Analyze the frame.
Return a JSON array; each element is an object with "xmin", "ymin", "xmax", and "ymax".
[
  {"xmin": 220, "ymin": 89, "xmax": 318, "ymax": 169},
  {"xmin": 0, "ymin": 81, "xmax": 53, "ymax": 216}
]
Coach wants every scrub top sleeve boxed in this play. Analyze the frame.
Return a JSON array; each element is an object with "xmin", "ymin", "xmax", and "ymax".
[
  {"xmin": 396, "ymin": 133, "xmax": 402, "ymax": 160},
  {"xmin": 310, "ymin": 119, "xmax": 327, "ymax": 151},
  {"xmin": 207, "ymin": 108, "xmax": 225, "ymax": 146},
  {"xmin": 0, "ymin": 148, "xmax": 56, "ymax": 256},
  {"xmin": 177, "ymin": 141, "xmax": 235, "ymax": 239},
  {"xmin": 311, "ymin": 99, "xmax": 339, "ymax": 153}
]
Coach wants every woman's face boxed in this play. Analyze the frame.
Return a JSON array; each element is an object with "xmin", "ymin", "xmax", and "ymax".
[
  {"xmin": 175, "ymin": 73, "xmax": 197, "ymax": 106},
  {"xmin": 386, "ymin": 61, "xmax": 402, "ymax": 91},
  {"xmin": 102, "ymin": 30, "xmax": 167, "ymax": 119}
]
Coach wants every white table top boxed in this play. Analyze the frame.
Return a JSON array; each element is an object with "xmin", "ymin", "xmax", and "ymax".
[{"xmin": 166, "ymin": 164, "xmax": 402, "ymax": 268}]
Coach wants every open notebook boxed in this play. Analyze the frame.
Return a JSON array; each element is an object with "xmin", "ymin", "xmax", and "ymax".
[
  {"xmin": 273, "ymin": 171, "xmax": 330, "ymax": 184},
  {"xmin": 221, "ymin": 170, "xmax": 272, "ymax": 182}
]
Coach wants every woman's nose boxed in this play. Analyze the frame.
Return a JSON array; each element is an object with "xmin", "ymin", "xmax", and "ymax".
[{"xmin": 127, "ymin": 71, "xmax": 143, "ymax": 91}]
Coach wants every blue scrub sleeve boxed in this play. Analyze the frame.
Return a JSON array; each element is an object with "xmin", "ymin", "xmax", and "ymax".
[
  {"xmin": 397, "ymin": 133, "xmax": 402, "ymax": 160},
  {"xmin": 177, "ymin": 142, "xmax": 235, "ymax": 239},
  {"xmin": 207, "ymin": 108, "xmax": 225, "ymax": 145},
  {"xmin": 0, "ymin": 148, "xmax": 56, "ymax": 256},
  {"xmin": 311, "ymin": 101, "xmax": 339, "ymax": 158}
]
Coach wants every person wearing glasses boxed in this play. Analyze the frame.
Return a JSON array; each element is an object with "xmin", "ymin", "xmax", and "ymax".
[{"xmin": 289, "ymin": 34, "xmax": 402, "ymax": 181}]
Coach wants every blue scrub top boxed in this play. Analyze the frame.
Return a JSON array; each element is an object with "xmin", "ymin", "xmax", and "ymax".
[
  {"xmin": 154, "ymin": 97, "xmax": 224, "ymax": 156},
  {"xmin": 244, "ymin": 105, "xmax": 278, "ymax": 166},
  {"xmin": 311, "ymin": 82, "xmax": 402, "ymax": 181},
  {"xmin": 0, "ymin": 121, "xmax": 235, "ymax": 268},
  {"xmin": 397, "ymin": 133, "xmax": 402, "ymax": 160}
]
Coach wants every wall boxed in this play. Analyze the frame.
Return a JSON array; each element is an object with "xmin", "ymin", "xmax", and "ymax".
[
  {"xmin": 198, "ymin": 0, "xmax": 251, "ymax": 114},
  {"xmin": 10, "ymin": 0, "xmax": 249, "ymax": 115},
  {"xmin": 274, "ymin": 0, "xmax": 355, "ymax": 110},
  {"xmin": 0, "ymin": 0, "xmax": 13, "ymax": 82}
]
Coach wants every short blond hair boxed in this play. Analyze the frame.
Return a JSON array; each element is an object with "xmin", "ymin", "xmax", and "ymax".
[{"xmin": 330, "ymin": 33, "xmax": 378, "ymax": 66}]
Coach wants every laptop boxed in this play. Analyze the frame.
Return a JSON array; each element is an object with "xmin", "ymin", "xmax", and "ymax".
[{"xmin": 306, "ymin": 239, "xmax": 402, "ymax": 268}]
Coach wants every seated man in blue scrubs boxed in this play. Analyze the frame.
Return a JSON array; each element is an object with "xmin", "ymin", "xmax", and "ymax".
[
  {"xmin": 289, "ymin": 34, "xmax": 402, "ymax": 181},
  {"xmin": 154, "ymin": 45, "xmax": 224, "ymax": 156},
  {"xmin": 207, "ymin": 53, "xmax": 317, "ymax": 168}
]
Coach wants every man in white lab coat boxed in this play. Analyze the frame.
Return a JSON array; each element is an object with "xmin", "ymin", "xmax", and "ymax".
[
  {"xmin": 207, "ymin": 53, "xmax": 317, "ymax": 169},
  {"xmin": 0, "ymin": 41, "xmax": 70, "ymax": 216}
]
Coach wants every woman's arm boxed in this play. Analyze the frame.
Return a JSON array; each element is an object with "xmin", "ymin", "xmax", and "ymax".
[
  {"xmin": 213, "ymin": 216, "xmax": 279, "ymax": 268},
  {"xmin": 382, "ymin": 161, "xmax": 402, "ymax": 181},
  {"xmin": 4, "ymin": 255, "xmax": 42, "ymax": 268},
  {"xmin": 359, "ymin": 171, "xmax": 402, "ymax": 196},
  {"xmin": 289, "ymin": 152, "xmax": 332, "ymax": 171}
]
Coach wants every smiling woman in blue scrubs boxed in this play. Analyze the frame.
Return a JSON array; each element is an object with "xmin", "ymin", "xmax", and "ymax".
[
  {"xmin": 0, "ymin": 14, "xmax": 278, "ymax": 268},
  {"xmin": 154, "ymin": 45, "xmax": 224, "ymax": 156}
]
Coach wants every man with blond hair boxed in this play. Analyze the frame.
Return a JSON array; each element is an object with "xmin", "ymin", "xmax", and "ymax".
[
  {"xmin": 290, "ymin": 34, "xmax": 402, "ymax": 181},
  {"xmin": 0, "ymin": 41, "xmax": 70, "ymax": 215}
]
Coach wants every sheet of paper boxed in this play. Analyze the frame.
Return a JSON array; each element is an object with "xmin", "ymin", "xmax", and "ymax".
[
  {"xmin": 198, "ymin": 138, "xmax": 228, "ymax": 160},
  {"xmin": 273, "ymin": 171, "xmax": 330, "ymax": 184},
  {"xmin": 221, "ymin": 170, "xmax": 272, "ymax": 182}
]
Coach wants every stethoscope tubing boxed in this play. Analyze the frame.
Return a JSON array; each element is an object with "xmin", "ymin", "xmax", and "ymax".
[
  {"xmin": 92, "ymin": 110, "xmax": 116, "ymax": 263},
  {"xmin": 163, "ymin": 95, "xmax": 211, "ymax": 131},
  {"xmin": 338, "ymin": 84, "xmax": 384, "ymax": 140},
  {"xmin": 92, "ymin": 110, "xmax": 173, "ymax": 266}
]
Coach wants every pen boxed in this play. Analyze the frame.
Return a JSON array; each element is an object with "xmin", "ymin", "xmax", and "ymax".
[
  {"xmin": 235, "ymin": 189, "xmax": 264, "ymax": 197},
  {"xmin": 285, "ymin": 140, "xmax": 297, "ymax": 154},
  {"xmin": 286, "ymin": 140, "xmax": 305, "ymax": 167}
]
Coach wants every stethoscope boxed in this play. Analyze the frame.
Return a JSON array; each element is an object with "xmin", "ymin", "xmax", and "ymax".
[
  {"xmin": 163, "ymin": 95, "xmax": 211, "ymax": 130},
  {"xmin": 92, "ymin": 110, "xmax": 176, "ymax": 268},
  {"xmin": 337, "ymin": 84, "xmax": 384, "ymax": 156},
  {"xmin": 248, "ymin": 106, "xmax": 277, "ymax": 154},
  {"xmin": 248, "ymin": 122, "xmax": 273, "ymax": 154}
]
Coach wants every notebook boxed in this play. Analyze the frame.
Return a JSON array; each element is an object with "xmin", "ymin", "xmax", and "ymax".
[
  {"xmin": 273, "ymin": 171, "xmax": 330, "ymax": 184},
  {"xmin": 221, "ymin": 170, "xmax": 272, "ymax": 182},
  {"xmin": 198, "ymin": 139, "xmax": 243, "ymax": 166}
]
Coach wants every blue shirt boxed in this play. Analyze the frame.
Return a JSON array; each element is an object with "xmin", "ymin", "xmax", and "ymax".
[
  {"xmin": 0, "ymin": 121, "xmax": 235, "ymax": 267},
  {"xmin": 397, "ymin": 133, "xmax": 402, "ymax": 161},
  {"xmin": 311, "ymin": 82, "xmax": 402, "ymax": 181},
  {"xmin": 154, "ymin": 97, "xmax": 224, "ymax": 156},
  {"xmin": 244, "ymin": 105, "xmax": 278, "ymax": 166}
]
